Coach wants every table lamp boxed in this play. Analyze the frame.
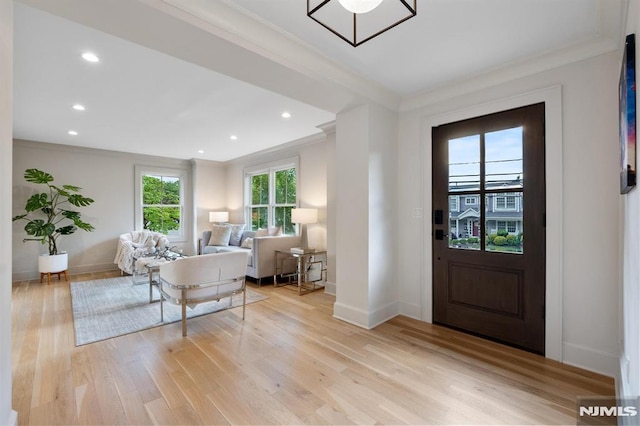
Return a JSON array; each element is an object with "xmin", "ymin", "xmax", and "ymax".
[
  {"xmin": 209, "ymin": 211, "xmax": 229, "ymax": 224},
  {"xmin": 291, "ymin": 208, "xmax": 318, "ymax": 252}
]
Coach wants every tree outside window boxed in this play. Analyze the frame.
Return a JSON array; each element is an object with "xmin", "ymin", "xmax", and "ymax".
[
  {"xmin": 247, "ymin": 164, "xmax": 297, "ymax": 234},
  {"xmin": 250, "ymin": 173, "xmax": 269, "ymax": 230},
  {"xmin": 273, "ymin": 168, "xmax": 296, "ymax": 234},
  {"xmin": 142, "ymin": 174, "xmax": 181, "ymax": 236}
]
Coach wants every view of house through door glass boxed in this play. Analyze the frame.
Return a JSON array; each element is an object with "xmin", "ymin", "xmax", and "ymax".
[
  {"xmin": 432, "ymin": 103, "xmax": 546, "ymax": 354},
  {"xmin": 448, "ymin": 127, "xmax": 524, "ymax": 253}
]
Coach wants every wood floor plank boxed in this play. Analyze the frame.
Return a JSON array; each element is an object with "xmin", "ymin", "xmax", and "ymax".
[{"xmin": 12, "ymin": 271, "xmax": 615, "ymax": 425}]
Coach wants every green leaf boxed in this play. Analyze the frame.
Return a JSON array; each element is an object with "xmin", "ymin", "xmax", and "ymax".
[
  {"xmin": 24, "ymin": 220, "xmax": 55, "ymax": 237},
  {"xmin": 62, "ymin": 184, "xmax": 82, "ymax": 192},
  {"xmin": 51, "ymin": 185, "xmax": 70, "ymax": 197},
  {"xmin": 61, "ymin": 210, "xmax": 80, "ymax": 220},
  {"xmin": 12, "ymin": 214, "xmax": 27, "ymax": 221},
  {"xmin": 67, "ymin": 194, "xmax": 94, "ymax": 207},
  {"xmin": 74, "ymin": 221, "xmax": 95, "ymax": 232},
  {"xmin": 25, "ymin": 193, "xmax": 48, "ymax": 212},
  {"xmin": 56, "ymin": 225, "xmax": 77, "ymax": 235},
  {"xmin": 24, "ymin": 169, "xmax": 53, "ymax": 184}
]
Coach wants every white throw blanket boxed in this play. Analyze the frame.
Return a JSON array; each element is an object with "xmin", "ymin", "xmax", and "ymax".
[{"xmin": 114, "ymin": 230, "xmax": 169, "ymax": 274}]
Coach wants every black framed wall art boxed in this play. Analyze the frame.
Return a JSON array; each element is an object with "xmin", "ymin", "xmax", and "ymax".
[{"xmin": 620, "ymin": 33, "xmax": 637, "ymax": 194}]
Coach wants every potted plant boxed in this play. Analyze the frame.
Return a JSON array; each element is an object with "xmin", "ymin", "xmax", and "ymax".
[{"xmin": 13, "ymin": 168, "xmax": 95, "ymax": 274}]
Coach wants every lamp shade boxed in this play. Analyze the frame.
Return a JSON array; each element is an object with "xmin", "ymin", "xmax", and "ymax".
[
  {"xmin": 308, "ymin": 0, "xmax": 416, "ymax": 47},
  {"xmin": 209, "ymin": 211, "xmax": 229, "ymax": 223},
  {"xmin": 291, "ymin": 208, "xmax": 318, "ymax": 224},
  {"xmin": 338, "ymin": 0, "xmax": 383, "ymax": 13}
]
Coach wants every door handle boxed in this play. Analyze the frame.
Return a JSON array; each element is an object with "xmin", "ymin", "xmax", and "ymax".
[{"xmin": 435, "ymin": 229, "xmax": 445, "ymax": 240}]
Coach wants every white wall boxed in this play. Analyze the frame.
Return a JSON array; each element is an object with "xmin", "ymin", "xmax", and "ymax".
[
  {"xmin": 368, "ymin": 104, "xmax": 399, "ymax": 323},
  {"xmin": 1, "ymin": 0, "xmax": 17, "ymax": 423},
  {"xmin": 323, "ymin": 124, "xmax": 337, "ymax": 292},
  {"xmin": 225, "ymin": 135, "xmax": 330, "ymax": 246},
  {"xmin": 620, "ymin": 0, "xmax": 640, "ymax": 408},
  {"xmin": 398, "ymin": 51, "xmax": 621, "ymax": 376},
  {"xmin": 12, "ymin": 140, "xmax": 196, "ymax": 280},
  {"xmin": 193, "ymin": 159, "xmax": 227, "ymax": 244},
  {"xmin": 334, "ymin": 105, "xmax": 371, "ymax": 324}
]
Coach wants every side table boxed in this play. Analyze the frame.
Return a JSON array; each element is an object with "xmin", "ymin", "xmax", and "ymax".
[{"xmin": 274, "ymin": 250, "xmax": 327, "ymax": 295}]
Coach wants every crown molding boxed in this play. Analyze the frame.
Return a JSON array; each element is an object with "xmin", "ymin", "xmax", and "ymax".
[
  {"xmin": 400, "ymin": 35, "xmax": 619, "ymax": 112},
  {"xmin": 153, "ymin": 0, "xmax": 400, "ymax": 112}
]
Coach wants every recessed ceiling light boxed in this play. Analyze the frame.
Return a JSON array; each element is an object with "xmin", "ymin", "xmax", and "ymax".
[
  {"xmin": 68, "ymin": 130, "xmax": 78, "ymax": 136},
  {"xmin": 81, "ymin": 52, "xmax": 99, "ymax": 63},
  {"xmin": 230, "ymin": 135, "xmax": 238, "ymax": 140},
  {"xmin": 281, "ymin": 112, "xmax": 291, "ymax": 118},
  {"xmin": 72, "ymin": 104, "xmax": 85, "ymax": 111},
  {"xmin": 198, "ymin": 150, "xmax": 204, "ymax": 154}
]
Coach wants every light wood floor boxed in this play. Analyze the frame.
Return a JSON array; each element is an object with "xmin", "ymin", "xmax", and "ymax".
[{"xmin": 12, "ymin": 270, "xmax": 614, "ymax": 425}]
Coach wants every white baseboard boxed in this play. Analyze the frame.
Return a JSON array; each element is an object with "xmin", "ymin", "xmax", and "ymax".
[
  {"xmin": 333, "ymin": 302, "xmax": 370, "ymax": 328},
  {"xmin": 333, "ymin": 300, "xmax": 398, "ymax": 329},
  {"xmin": 4, "ymin": 410, "xmax": 17, "ymax": 426},
  {"xmin": 12, "ymin": 263, "xmax": 119, "ymax": 282},
  {"xmin": 563, "ymin": 341, "xmax": 618, "ymax": 378},
  {"xmin": 399, "ymin": 301, "xmax": 421, "ymax": 320},
  {"xmin": 323, "ymin": 281, "xmax": 336, "ymax": 296}
]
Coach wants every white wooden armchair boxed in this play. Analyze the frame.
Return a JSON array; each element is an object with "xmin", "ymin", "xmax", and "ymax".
[{"xmin": 157, "ymin": 251, "xmax": 250, "ymax": 336}]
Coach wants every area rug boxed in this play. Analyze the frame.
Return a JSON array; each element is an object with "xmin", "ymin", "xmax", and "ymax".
[{"xmin": 70, "ymin": 276, "xmax": 266, "ymax": 346}]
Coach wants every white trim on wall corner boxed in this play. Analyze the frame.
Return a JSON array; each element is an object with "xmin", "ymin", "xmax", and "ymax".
[
  {"xmin": 5, "ymin": 410, "xmax": 17, "ymax": 426},
  {"xmin": 333, "ymin": 300, "xmax": 398, "ymax": 329},
  {"xmin": 420, "ymin": 85, "xmax": 564, "ymax": 363},
  {"xmin": 323, "ymin": 281, "xmax": 336, "ymax": 296},
  {"xmin": 563, "ymin": 342, "xmax": 618, "ymax": 378}
]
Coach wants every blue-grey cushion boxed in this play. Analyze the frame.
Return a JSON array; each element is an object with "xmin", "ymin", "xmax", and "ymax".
[
  {"xmin": 228, "ymin": 224, "xmax": 246, "ymax": 246},
  {"xmin": 202, "ymin": 246, "xmax": 220, "ymax": 254}
]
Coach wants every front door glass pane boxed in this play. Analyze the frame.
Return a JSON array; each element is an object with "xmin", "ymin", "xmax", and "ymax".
[
  {"xmin": 449, "ymin": 135, "xmax": 480, "ymax": 192},
  {"xmin": 485, "ymin": 127, "xmax": 523, "ymax": 189},
  {"xmin": 449, "ymin": 195, "xmax": 480, "ymax": 250},
  {"xmin": 485, "ymin": 191, "xmax": 523, "ymax": 254}
]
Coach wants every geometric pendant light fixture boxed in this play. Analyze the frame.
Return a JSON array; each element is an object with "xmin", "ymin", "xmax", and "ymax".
[{"xmin": 307, "ymin": 0, "xmax": 417, "ymax": 47}]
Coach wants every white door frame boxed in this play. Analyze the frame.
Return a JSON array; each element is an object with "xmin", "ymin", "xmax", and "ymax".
[{"xmin": 421, "ymin": 85, "xmax": 563, "ymax": 361}]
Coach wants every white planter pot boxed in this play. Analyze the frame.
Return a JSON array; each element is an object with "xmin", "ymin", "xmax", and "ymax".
[{"xmin": 38, "ymin": 252, "xmax": 68, "ymax": 273}]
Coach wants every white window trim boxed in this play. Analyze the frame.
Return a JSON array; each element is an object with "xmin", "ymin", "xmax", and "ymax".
[
  {"xmin": 465, "ymin": 196, "xmax": 479, "ymax": 205},
  {"xmin": 134, "ymin": 165, "xmax": 191, "ymax": 242},
  {"xmin": 244, "ymin": 157, "xmax": 299, "ymax": 232},
  {"xmin": 494, "ymin": 195, "xmax": 517, "ymax": 211},
  {"xmin": 449, "ymin": 196, "xmax": 459, "ymax": 212}
]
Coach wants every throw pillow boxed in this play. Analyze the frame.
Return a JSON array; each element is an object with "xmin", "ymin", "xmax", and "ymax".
[
  {"xmin": 255, "ymin": 228, "xmax": 269, "ymax": 237},
  {"xmin": 240, "ymin": 237, "xmax": 253, "ymax": 249},
  {"xmin": 208, "ymin": 224, "xmax": 232, "ymax": 246},
  {"xmin": 228, "ymin": 224, "xmax": 246, "ymax": 246},
  {"xmin": 268, "ymin": 226, "xmax": 282, "ymax": 236}
]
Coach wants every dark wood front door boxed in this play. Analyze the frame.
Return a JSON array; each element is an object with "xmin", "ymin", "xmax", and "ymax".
[{"xmin": 432, "ymin": 103, "xmax": 546, "ymax": 354}]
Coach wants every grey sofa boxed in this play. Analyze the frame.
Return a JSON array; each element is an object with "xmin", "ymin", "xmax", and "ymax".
[{"xmin": 200, "ymin": 229, "xmax": 301, "ymax": 285}]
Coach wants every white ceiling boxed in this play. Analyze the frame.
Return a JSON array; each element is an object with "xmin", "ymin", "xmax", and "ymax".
[{"xmin": 13, "ymin": 0, "xmax": 625, "ymax": 162}]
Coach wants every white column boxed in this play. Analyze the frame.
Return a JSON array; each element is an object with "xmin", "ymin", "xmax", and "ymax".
[
  {"xmin": 318, "ymin": 122, "xmax": 337, "ymax": 295},
  {"xmin": 333, "ymin": 103, "xmax": 398, "ymax": 328},
  {"xmin": 0, "ymin": 0, "xmax": 16, "ymax": 424}
]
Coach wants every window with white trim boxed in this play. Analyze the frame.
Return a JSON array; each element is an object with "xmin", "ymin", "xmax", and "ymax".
[
  {"xmin": 465, "ymin": 196, "xmax": 479, "ymax": 205},
  {"xmin": 245, "ymin": 159, "xmax": 298, "ymax": 234},
  {"xmin": 495, "ymin": 195, "xmax": 517, "ymax": 210},
  {"xmin": 497, "ymin": 220, "xmax": 518, "ymax": 234},
  {"xmin": 449, "ymin": 196, "xmax": 459, "ymax": 212},
  {"xmin": 135, "ymin": 165, "xmax": 189, "ymax": 241}
]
